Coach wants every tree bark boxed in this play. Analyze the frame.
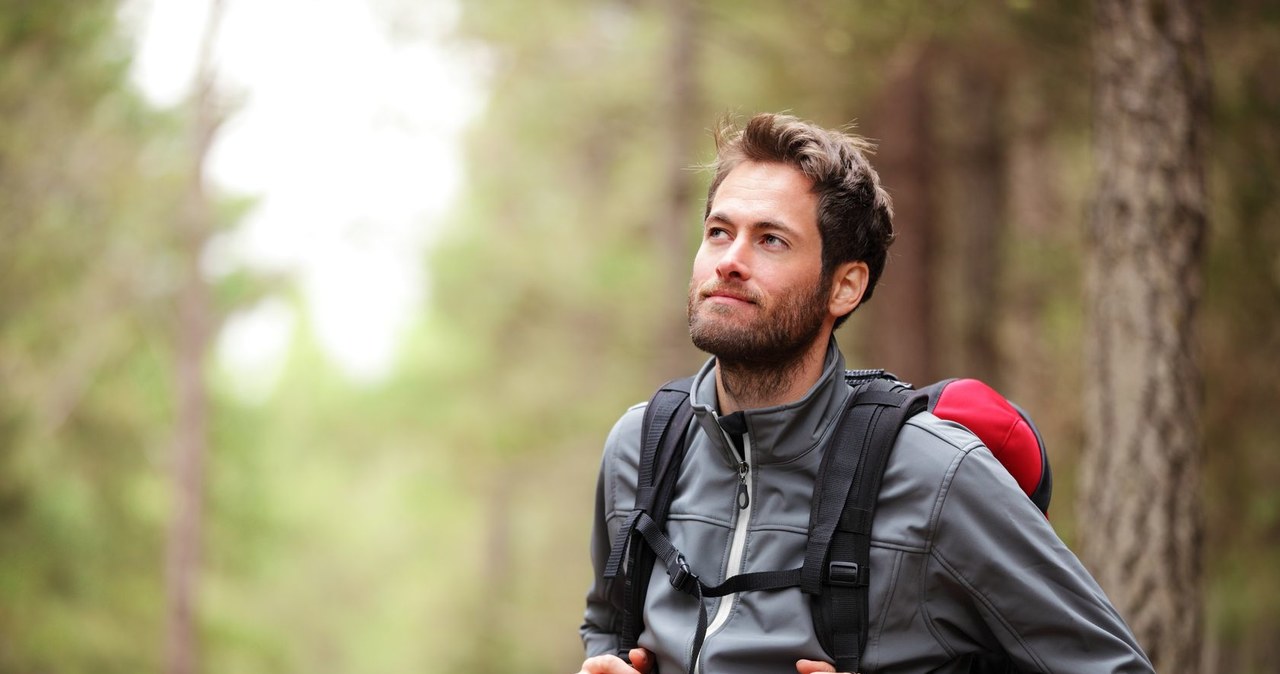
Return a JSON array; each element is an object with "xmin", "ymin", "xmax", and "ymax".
[
  {"xmin": 861, "ymin": 44, "xmax": 937, "ymax": 385},
  {"xmin": 1079, "ymin": 1, "xmax": 1209, "ymax": 672},
  {"xmin": 164, "ymin": 2, "xmax": 224, "ymax": 673}
]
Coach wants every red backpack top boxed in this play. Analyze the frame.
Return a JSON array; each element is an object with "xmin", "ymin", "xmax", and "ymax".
[{"xmin": 920, "ymin": 377, "xmax": 1052, "ymax": 513}]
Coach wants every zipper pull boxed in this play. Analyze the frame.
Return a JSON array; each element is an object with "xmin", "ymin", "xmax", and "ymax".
[{"xmin": 736, "ymin": 462, "xmax": 750, "ymax": 510}]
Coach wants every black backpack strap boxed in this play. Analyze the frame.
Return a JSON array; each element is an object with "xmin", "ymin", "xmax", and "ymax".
[
  {"xmin": 809, "ymin": 377, "xmax": 928, "ymax": 673},
  {"xmin": 607, "ymin": 377, "xmax": 695, "ymax": 660}
]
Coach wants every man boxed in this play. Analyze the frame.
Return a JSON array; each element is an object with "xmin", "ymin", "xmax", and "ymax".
[{"xmin": 578, "ymin": 113, "xmax": 1152, "ymax": 673}]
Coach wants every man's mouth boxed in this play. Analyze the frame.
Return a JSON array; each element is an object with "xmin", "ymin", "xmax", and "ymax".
[{"xmin": 702, "ymin": 286, "xmax": 757, "ymax": 305}]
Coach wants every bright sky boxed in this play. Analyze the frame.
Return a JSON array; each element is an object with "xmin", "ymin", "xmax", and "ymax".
[{"xmin": 123, "ymin": 0, "xmax": 484, "ymax": 391}]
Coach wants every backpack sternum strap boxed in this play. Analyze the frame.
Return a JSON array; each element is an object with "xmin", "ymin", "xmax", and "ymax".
[{"xmin": 632, "ymin": 505, "xmax": 808, "ymax": 671}]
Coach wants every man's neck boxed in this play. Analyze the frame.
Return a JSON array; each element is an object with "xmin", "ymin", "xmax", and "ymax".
[{"xmin": 714, "ymin": 337, "xmax": 830, "ymax": 415}]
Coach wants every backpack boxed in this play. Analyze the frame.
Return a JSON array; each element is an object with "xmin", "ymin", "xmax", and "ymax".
[{"xmin": 602, "ymin": 370, "xmax": 1053, "ymax": 673}]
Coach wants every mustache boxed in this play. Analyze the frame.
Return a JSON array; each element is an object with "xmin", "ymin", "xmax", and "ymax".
[{"xmin": 694, "ymin": 280, "xmax": 761, "ymax": 304}]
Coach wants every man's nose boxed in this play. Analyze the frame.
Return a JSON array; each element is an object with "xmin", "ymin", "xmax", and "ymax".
[{"xmin": 715, "ymin": 238, "xmax": 752, "ymax": 280}]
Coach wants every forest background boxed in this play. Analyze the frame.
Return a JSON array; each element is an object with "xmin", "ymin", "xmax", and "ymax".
[{"xmin": 1, "ymin": 0, "xmax": 1277, "ymax": 673}]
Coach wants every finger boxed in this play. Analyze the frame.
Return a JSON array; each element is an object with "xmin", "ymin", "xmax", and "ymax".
[
  {"xmin": 627, "ymin": 648, "xmax": 654, "ymax": 673},
  {"xmin": 577, "ymin": 654, "xmax": 641, "ymax": 674},
  {"xmin": 795, "ymin": 659, "xmax": 839, "ymax": 674}
]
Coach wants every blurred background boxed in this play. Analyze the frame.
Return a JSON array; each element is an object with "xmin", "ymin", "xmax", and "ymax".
[{"xmin": 1, "ymin": 0, "xmax": 1277, "ymax": 672}]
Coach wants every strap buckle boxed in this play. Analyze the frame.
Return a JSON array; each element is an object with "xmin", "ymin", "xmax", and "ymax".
[
  {"xmin": 828, "ymin": 561, "xmax": 867, "ymax": 587},
  {"xmin": 669, "ymin": 554, "xmax": 700, "ymax": 595}
]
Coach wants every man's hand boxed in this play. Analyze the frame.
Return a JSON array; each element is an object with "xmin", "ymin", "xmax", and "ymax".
[
  {"xmin": 796, "ymin": 659, "xmax": 848, "ymax": 674},
  {"xmin": 577, "ymin": 649, "xmax": 654, "ymax": 674}
]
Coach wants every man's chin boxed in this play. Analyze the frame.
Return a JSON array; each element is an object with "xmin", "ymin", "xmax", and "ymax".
[
  {"xmin": 690, "ymin": 312, "xmax": 751, "ymax": 339},
  {"xmin": 690, "ymin": 321, "xmax": 757, "ymax": 357}
]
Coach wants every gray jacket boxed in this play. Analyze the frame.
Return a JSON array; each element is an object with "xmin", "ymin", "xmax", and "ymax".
[{"xmin": 581, "ymin": 341, "xmax": 1153, "ymax": 673}]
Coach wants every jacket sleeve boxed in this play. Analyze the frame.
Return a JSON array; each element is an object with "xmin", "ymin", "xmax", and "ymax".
[
  {"xmin": 580, "ymin": 406, "xmax": 644, "ymax": 658},
  {"xmin": 927, "ymin": 443, "xmax": 1155, "ymax": 673},
  {"xmin": 580, "ymin": 453, "xmax": 622, "ymax": 657}
]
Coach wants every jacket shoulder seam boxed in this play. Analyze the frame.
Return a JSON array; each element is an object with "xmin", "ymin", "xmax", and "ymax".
[
  {"xmin": 916, "ymin": 436, "xmax": 990, "ymax": 662},
  {"xmin": 921, "ymin": 435, "xmax": 985, "ymax": 550},
  {"xmin": 870, "ymin": 539, "xmax": 928, "ymax": 554}
]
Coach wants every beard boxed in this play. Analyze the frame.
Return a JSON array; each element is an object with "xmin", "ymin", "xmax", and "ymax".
[{"xmin": 687, "ymin": 274, "xmax": 831, "ymax": 403}]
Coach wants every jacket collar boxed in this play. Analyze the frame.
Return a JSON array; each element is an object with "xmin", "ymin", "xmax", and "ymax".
[{"xmin": 688, "ymin": 338, "xmax": 852, "ymax": 466}]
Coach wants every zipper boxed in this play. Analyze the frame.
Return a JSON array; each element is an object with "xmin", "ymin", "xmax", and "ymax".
[{"xmin": 695, "ymin": 432, "xmax": 753, "ymax": 674}]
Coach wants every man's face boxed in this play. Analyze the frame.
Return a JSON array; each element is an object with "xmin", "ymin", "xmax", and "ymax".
[{"xmin": 687, "ymin": 161, "xmax": 832, "ymax": 365}]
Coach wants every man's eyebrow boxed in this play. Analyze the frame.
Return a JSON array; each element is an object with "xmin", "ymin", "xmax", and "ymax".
[
  {"xmin": 704, "ymin": 210, "xmax": 734, "ymax": 226},
  {"xmin": 704, "ymin": 211, "xmax": 801, "ymax": 238}
]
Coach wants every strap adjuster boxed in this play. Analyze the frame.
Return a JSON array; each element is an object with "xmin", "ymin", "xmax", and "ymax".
[
  {"xmin": 668, "ymin": 554, "xmax": 700, "ymax": 595},
  {"xmin": 828, "ymin": 561, "xmax": 867, "ymax": 587}
]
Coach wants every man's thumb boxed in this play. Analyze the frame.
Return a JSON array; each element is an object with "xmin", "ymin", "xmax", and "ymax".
[
  {"xmin": 627, "ymin": 648, "xmax": 654, "ymax": 674},
  {"xmin": 795, "ymin": 659, "xmax": 841, "ymax": 674}
]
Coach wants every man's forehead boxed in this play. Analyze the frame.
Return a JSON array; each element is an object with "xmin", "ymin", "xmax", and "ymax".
[{"xmin": 707, "ymin": 161, "xmax": 819, "ymax": 230}]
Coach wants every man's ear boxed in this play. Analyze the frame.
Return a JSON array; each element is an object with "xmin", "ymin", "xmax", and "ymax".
[{"xmin": 829, "ymin": 261, "xmax": 869, "ymax": 318}]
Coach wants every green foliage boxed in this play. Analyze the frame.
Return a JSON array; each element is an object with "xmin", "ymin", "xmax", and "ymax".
[
  {"xmin": 0, "ymin": 1, "xmax": 265, "ymax": 671},
  {"xmin": 0, "ymin": 1, "xmax": 180, "ymax": 670}
]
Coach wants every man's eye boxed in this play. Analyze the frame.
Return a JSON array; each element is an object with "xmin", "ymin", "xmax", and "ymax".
[
  {"xmin": 763, "ymin": 234, "xmax": 785, "ymax": 247},
  {"xmin": 708, "ymin": 227, "xmax": 729, "ymax": 239}
]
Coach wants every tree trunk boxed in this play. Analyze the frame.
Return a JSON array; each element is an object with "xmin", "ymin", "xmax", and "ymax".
[
  {"xmin": 860, "ymin": 44, "xmax": 937, "ymax": 385},
  {"xmin": 949, "ymin": 56, "xmax": 1007, "ymax": 386},
  {"xmin": 164, "ymin": 3, "xmax": 224, "ymax": 673},
  {"xmin": 1079, "ymin": 2, "xmax": 1209, "ymax": 672},
  {"xmin": 653, "ymin": 0, "xmax": 699, "ymax": 379}
]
